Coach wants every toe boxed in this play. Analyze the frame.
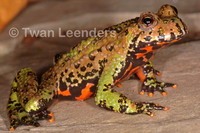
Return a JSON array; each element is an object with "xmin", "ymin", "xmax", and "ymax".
[
  {"xmin": 148, "ymin": 92, "xmax": 153, "ymax": 97},
  {"xmin": 48, "ymin": 118, "xmax": 54, "ymax": 123},
  {"xmin": 162, "ymin": 92, "xmax": 167, "ymax": 96},
  {"xmin": 172, "ymin": 84, "xmax": 178, "ymax": 88},
  {"xmin": 140, "ymin": 91, "xmax": 145, "ymax": 95},
  {"xmin": 149, "ymin": 113, "xmax": 154, "ymax": 117}
]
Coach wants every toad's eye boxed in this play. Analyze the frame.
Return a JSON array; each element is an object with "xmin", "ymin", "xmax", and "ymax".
[
  {"xmin": 143, "ymin": 18, "xmax": 153, "ymax": 25},
  {"xmin": 139, "ymin": 13, "xmax": 158, "ymax": 31}
]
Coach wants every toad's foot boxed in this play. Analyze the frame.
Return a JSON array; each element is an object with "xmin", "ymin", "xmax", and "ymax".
[
  {"xmin": 8, "ymin": 108, "xmax": 54, "ymax": 131},
  {"xmin": 135, "ymin": 102, "xmax": 168, "ymax": 117},
  {"xmin": 140, "ymin": 80, "xmax": 177, "ymax": 96},
  {"xmin": 8, "ymin": 107, "xmax": 40, "ymax": 131}
]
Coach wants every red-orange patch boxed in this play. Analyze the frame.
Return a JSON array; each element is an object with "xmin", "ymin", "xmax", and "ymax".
[
  {"xmin": 122, "ymin": 67, "xmax": 139, "ymax": 80},
  {"xmin": 158, "ymin": 38, "xmax": 181, "ymax": 45},
  {"xmin": 58, "ymin": 88, "xmax": 71, "ymax": 96},
  {"xmin": 136, "ymin": 46, "xmax": 154, "ymax": 62},
  {"xmin": 117, "ymin": 83, "xmax": 122, "ymax": 88},
  {"xmin": 141, "ymin": 46, "xmax": 153, "ymax": 52},
  {"xmin": 136, "ymin": 53, "xmax": 145, "ymax": 59},
  {"xmin": 114, "ymin": 62, "xmax": 132, "ymax": 85},
  {"xmin": 75, "ymin": 83, "xmax": 94, "ymax": 100},
  {"xmin": 135, "ymin": 67, "xmax": 146, "ymax": 82}
]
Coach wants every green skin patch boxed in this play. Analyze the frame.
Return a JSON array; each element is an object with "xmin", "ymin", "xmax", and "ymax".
[{"xmin": 7, "ymin": 4, "xmax": 187, "ymax": 131}]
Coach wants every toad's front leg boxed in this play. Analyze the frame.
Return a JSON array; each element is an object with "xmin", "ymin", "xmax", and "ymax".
[{"xmin": 136, "ymin": 61, "xmax": 177, "ymax": 97}]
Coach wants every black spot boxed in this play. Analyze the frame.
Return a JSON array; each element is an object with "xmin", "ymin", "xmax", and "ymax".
[
  {"xmin": 23, "ymin": 98, "xmax": 29, "ymax": 104},
  {"xmin": 54, "ymin": 73, "xmax": 57, "ymax": 77},
  {"xmin": 104, "ymin": 84, "xmax": 112, "ymax": 89},
  {"xmin": 85, "ymin": 72, "xmax": 94, "ymax": 77},
  {"xmin": 108, "ymin": 45, "xmax": 114, "ymax": 51},
  {"xmin": 118, "ymin": 99, "xmax": 123, "ymax": 103},
  {"xmin": 89, "ymin": 55, "xmax": 95, "ymax": 61},
  {"xmin": 74, "ymin": 64, "xmax": 80, "ymax": 69},
  {"xmin": 14, "ymin": 103, "xmax": 21, "ymax": 107},
  {"xmin": 65, "ymin": 69, "xmax": 68, "ymax": 73},
  {"xmin": 171, "ymin": 19, "xmax": 175, "ymax": 22},
  {"xmin": 125, "ymin": 29, "xmax": 128, "ymax": 36},
  {"xmin": 61, "ymin": 72, "xmax": 64, "ymax": 77},
  {"xmin": 69, "ymin": 72, "xmax": 74, "ymax": 77},
  {"xmin": 80, "ymin": 66, "xmax": 86, "ymax": 72},
  {"xmin": 8, "ymin": 99, "xmax": 16, "ymax": 104},
  {"xmin": 87, "ymin": 63, "xmax": 93, "ymax": 68},
  {"xmin": 92, "ymin": 69, "xmax": 98, "ymax": 73},
  {"xmin": 131, "ymin": 34, "xmax": 140, "ymax": 43},
  {"xmin": 170, "ymin": 32, "xmax": 176, "ymax": 40},
  {"xmin": 119, "ymin": 104, "xmax": 128, "ymax": 113},
  {"xmin": 111, "ymin": 89, "xmax": 116, "ymax": 93},
  {"xmin": 97, "ymin": 48, "xmax": 102, "ymax": 52},
  {"xmin": 109, "ymin": 106, "xmax": 114, "ymax": 111},
  {"xmin": 116, "ymin": 27, "xmax": 122, "ymax": 33},
  {"xmin": 103, "ymin": 88, "xmax": 108, "ymax": 91},
  {"xmin": 175, "ymin": 23, "xmax": 183, "ymax": 35},
  {"xmin": 73, "ymin": 79, "xmax": 79, "ymax": 83},
  {"xmin": 77, "ymin": 72, "xmax": 84, "ymax": 79},
  {"xmin": 163, "ymin": 20, "xmax": 168, "ymax": 24},
  {"xmin": 61, "ymin": 62, "xmax": 65, "ymax": 67},
  {"xmin": 27, "ymin": 71, "xmax": 34, "ymax": 76}
]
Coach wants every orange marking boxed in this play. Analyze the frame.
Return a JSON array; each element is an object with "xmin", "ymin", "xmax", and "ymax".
[
  {"xmin": 122, "ymin": 67, "xmax": 139, "ymax": 80},
  {"xmin": 143, "ymin": 57, "xmax": 148, "ymax": 62},
  {"xmin": 135, "ymin": 67, "xmax": 146, "ymax": 82},
  {"xmin": 148, "ymin": 93, "xmax": 153, "ymax": 97},
  {"xmin": 48, "ymin": 112, "xmax": 54, "ymax": 117},
  {"xmin": 157, "ymin": 72, "xmax": 162, "ymax": 76},
  {"xmin": 136, "ymin": 53, "xmax": 145, "ymax": 59},
  {"xmin": 117, "ymin": 83, "xmax": 122, "ymax": 88},
  {"xmin": 158, "ymin": 38, "xmax": 181, "ymax": 45},
  {"xmin": 162, "ymin": 92, "xmax": 167, "ymax": 96},
  {"xmin": 164, "ymin": 107, "xmax": 168, "ymax": 111},
  {"xmin": 136, "ymin": 46, "xmax": 154, "ymax": 61},
  {"xmin": 75, "ymin": 83, "xmax": 94, "ymax": 100},
  {"xmin": 49, "ymin": 118, "xmax": 54, "ymax": 123},
  {"xmin": 149, "ymin": 53, "xmax": 155, "ymax": 60},
  {"xmin": 141, "ymin": 46, "xmax": 153, "ymax": 53},
  {"xmin": 114, "ymin": 63, "xmax": 132, "ymax": 85},
  {"xmin": 173, "ymin": 85, "xmax": 177, "ymax": 88},
  {"xmin": 140, "ymin": 91, "xmax": 145, "ymax": 95},
  {"xmin": 150, "ymin": 113, "xmax": 154, "ymax": 117},
  {"xmin": 58, "ymin": 88, "xmax": 71, "ymax": 96},
  {"xmin": 9, "ymin": 128, "xmax": 15, "ymax": 131}
]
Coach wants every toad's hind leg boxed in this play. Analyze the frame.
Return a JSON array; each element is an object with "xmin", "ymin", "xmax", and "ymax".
[
  {"xmin": 95, "ymin": 58, "xmax": 167, "ymax": 116},
  {"xmin": 7, "ymin": 68, "xmax": 53, "ymax": 130}
]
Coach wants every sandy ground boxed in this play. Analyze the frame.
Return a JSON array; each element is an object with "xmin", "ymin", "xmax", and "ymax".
[{"xmin": 0, "ymin": 0, "xmax": 200, "ymax": 132}]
